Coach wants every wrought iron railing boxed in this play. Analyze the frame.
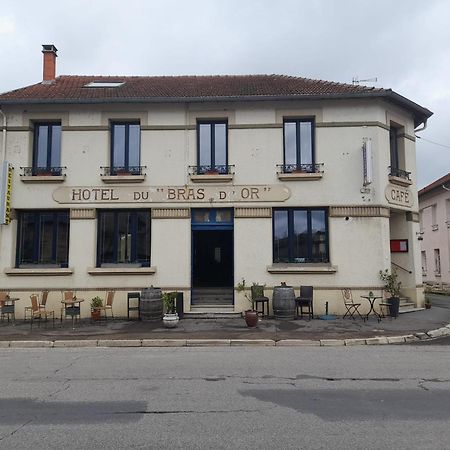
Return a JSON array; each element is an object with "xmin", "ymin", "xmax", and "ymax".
[
  {"xmin": 21, "ymin": 166, "xmax": 66, "ymax": 176},
  {"xmin": 189, "ymin": 165, "xmax": 234, "ymax": 175},
  {"xmin": 276, "ymin": 163, "xmax": 323, "ymax": 174},
  {"xmin": 389, "ymin": 167, "xmax": 411, "ymax": 180},
  {"xmin": 101, "ymin": 166, "xmax": 146, "ymax": 176}
]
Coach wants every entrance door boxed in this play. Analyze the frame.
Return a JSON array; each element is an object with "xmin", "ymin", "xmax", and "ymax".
[{"xmin": 191, "ymin": 209, "xmax": 233, "ymax": 306}]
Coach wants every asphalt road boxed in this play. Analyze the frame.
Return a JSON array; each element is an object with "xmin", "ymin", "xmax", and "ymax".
[{"xmin": 0, "ymin": 346, "xmax": 449, "ymax": 449}]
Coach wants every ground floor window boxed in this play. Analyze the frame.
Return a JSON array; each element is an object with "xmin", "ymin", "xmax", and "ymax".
[
  {"xmin": 97, "ymin": 210, "xmax": 151, "ymax": 267},
  {"xmin": 17, "ymin": 210, "xmax": 69, "ymax": 267},
  {"xmin": 273, "ymin": 208, "xmax": 329, "ymax": 263}
]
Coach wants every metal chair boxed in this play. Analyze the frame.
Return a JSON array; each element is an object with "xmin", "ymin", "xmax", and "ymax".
[
  {"xmin": 30, "ymin": 294, "xmax": 55, "ymax": 329},
  {"xmin": 99, "ymin": 291, "xmax": 115, "ymax": 320},
  {"xmin": 295, "ymin": 286, "xmax": 314, "ymax": 320},
  {"xmin": 61, "ymin": 291, "xmax": 80, "ymax": 325},
  {"xmin": 342, "ymin": 288, "xmax": 364, "ymax": 320},
  {"xmin": 25, "ymin": 290, "xmax": 49, "ymax": 320},
  {"xmin": 251, "ymin": 285, "xmax": 269, "ymax": 317},
  {"xmin": 0, "ymin": 292, "xmax": 10, "ymax": 322}
]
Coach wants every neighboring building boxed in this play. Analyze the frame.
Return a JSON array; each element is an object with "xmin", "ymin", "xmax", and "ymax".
[
  {"xmin": 0, "ymin": 45, "xmax": 433, "ymax": 318},
  {"xmin": 419, "ymin": 173, "xmax": 450, "ymax": 285}
]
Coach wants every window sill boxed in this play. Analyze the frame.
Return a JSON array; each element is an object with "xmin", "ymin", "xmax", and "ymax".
[
  {"xmin": 388, "ymin": 175, "xmax": 412, "ymax": 187},
  {"xmin": 87, "ymin": 266, "xmax": 156, "ymax": 275},
  {"xmin": 277, "ymin": 172, "xmax": 323, "ymax": 181},
  {"xmin": 267, "ymin": 264, "xmax": 337, "ymax": 274},
  {"xmin": 20, "ymin": 175, "xmax": 66, "ymax": 183},
  {"xmin": 101, "ymin": 175, "xmax": 146, "ymax": 183},
  {"xmin": 4, "ymin": 267, "xmax": 73, "ymax": 276},
  {"xmin": 190, "ymin": 174, "xmax": 234, "ymax": 183}
]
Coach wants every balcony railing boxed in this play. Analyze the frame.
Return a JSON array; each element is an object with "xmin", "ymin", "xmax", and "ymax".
[
  {"xmin": 389, "ymin": 167, "xmax": 411, "ymax": 181},
  {"xmin": 21, "ymin": 166, "xmax": 66, "ymax": 176},
  {"xmin": 189, "ymin": 165, "xmax": 234, "ymax": 176},
  {"xmin": 277, "ymin": 163, "xmax": 323, "ymax": 174},
  {"xmin": 101, "ymin": 166, "xmax": 146, "ymax": 176}
]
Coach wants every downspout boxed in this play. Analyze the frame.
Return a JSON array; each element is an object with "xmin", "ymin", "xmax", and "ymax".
[{"xmin": 0, "ymin": 107, "xmax": 6, "ymax": 167}]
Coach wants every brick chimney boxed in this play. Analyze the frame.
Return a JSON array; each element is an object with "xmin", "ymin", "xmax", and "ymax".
[{"xmin": 42, "ymin": 44, "xmax": 58, "ymax": 82}]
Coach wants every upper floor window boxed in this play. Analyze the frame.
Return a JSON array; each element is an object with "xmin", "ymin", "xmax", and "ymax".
[
  {"xmin": 111, "ymin": 122, "xmax": 141, "ymax": 175},
  {"xmin": 389, "ymin": 123, "xmax": 410, "ymax": 180},
  {"xmin": 197, "ymin": 120, "xmax": 228, "ymax": 174},
  {"xmin": 283, "ymin": 118, "xmax": 315, "ymax": 173},
  {"xmin": 273, "ymin": 208, "xmax": 329, "ymax": 263},
  {"xmin": 33, "ymin": 122, "xmax": 62, "ymax": 175},
  {"xmin": 16, "ymin": 210, "xmax": 69, "ymax": 267},
  {"xmin": 97, "ymin": 210, "xmax": 150, "ymax": 267}
]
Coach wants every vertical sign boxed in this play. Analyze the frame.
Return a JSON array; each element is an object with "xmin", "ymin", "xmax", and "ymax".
[
  {"xmin": 362, "ymin": 139, "xmax": 373, "ymax": 186},
  {"xmin": 0, "ymin": 162, "xmax": 13, "ymax": 225}
]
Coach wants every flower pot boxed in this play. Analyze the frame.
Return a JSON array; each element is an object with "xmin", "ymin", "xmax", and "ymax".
[
  {"xmin": 91, "ymin": 309, "xmax": 101, "ymax": 321},
  {"xmin": 425, "ymin": 303, "xmax": 431, "ymax": 309},
  {"xmin": 163, "ymin": 313, "xmax": 179, "ymax": 328},
  {"xmin": 244, "ymin": 310, "xmax": 258, "ymax": 328},
  {"xmin": 388, "ymin": 297, "xmax": 400, "ymax": 318}
]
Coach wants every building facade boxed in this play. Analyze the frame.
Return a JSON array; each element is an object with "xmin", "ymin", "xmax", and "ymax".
[
  {"xmin": 419, "ymin": 173, "xmax": 450, "ymax": 285},
  {"xmin": 0, "ymin": 46, "xmax": 432, "ymax": 318}
]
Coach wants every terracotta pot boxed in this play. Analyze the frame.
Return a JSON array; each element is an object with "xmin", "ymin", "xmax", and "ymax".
[
  {"xmin": 425, "ymin": 303, "xmax": 431, "ymax": 309},
  {"xmin": 91, "ymin": 309, "xmax": 101, "ymax": 321},
  {"xmin": 244, "ymin": 310, "xmax": 258, "ymax": 328}
]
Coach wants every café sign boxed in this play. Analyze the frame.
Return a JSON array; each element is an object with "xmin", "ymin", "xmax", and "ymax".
[
  {"xmin": 53, "ymin": 185, "xmax": 291, "ymax": 204},
  {"xmin": 385, "ymin": 184, "xmax": 413, "ymax": 208}
]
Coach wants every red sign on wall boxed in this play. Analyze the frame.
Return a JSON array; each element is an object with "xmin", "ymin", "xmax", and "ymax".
[{"xmin": 390, "ymin": 239, "xmax": 408, "ymax": 253}]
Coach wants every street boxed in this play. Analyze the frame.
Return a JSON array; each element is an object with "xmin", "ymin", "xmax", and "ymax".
[{"xmin": 0, "ymin": 345, "xmax": 449, "ymax": 449}]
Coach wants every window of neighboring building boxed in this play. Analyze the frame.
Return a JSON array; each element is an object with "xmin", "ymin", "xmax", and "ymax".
[
  {"xmin": 32, "ymin": 122, "xmax": 62, "ymax": 175},
  {"xmin": 197, "ymin": 120, "xmax": 228, "ymax": 174},
  {"xmin": 273, "ymin": 208, "xmax": 328, "ymax": 263},
  {"xmin": 283, "ymin": 118, "xmax": 314, "ymax": 172},
  {"xmin": 16, "ymin": 210, "xmax": 69, "ymax": 267},
  {"xmin": 431, "ymin": 204, "xmax": 437, "ymax": 227},
  {"xmin": 111, "ymin": 122, "xmax": 141, "ymax": 175},
  {"xmin": 421, "ymin": 251, "xmax": 427, "ymax": 276},
  {"xmin": 434, "ymin": 249, "xmax": 441, "ymax": 275},
  {"xmin": 97, "ymin": 210, "xmax": 150, "ymax": 267}
]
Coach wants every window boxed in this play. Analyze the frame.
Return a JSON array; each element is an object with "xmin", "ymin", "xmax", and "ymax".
[
  {"xmin": 17, "ymin": 210, "xmax": 69, "ymax": 267},
  {"xmin": 421, "ymin": 251, "xmax": 427, "ymax": 276},
  {"xmin": 273, "ymin": 208, "xmax": 328, "ymax": 263},
  {"xmin": 97, "ymin": 210, "xmax": 150, "ymax": 267},
  {"xmin": 283, "ymin": 119, "xmax": 314, "ymax": 172},
  {"xmin": 434, "ymin": 249, "xmax": 441, "ymax": 275},
  {"xmin": 431, "ymin": 204, "xmax": 438, "ymax": 229},
  {"xmin": 197, "ymin": 120, "xmax": 228, "ymax": 174},
  {"xmin": 389, "ymin": 123, "xmax": 408, "ymax": 179},
  {"xmin": 32, "ymin": 122, "xmax": 61, "ymax": 175},
  {"xmin": 111, "ymin": 122, "xmax": 141, "ymax": 175}
]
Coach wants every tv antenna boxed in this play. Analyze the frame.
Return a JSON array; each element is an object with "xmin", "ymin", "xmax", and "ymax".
[{"xmin": 352, "ymin": 77, "xmax": 378, "ymax": 85}]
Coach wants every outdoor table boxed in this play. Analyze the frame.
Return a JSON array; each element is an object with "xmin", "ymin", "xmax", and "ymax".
[
  {"xmin": 61, "ymin": 298, "xmax": 84, "ymax": 329},
  {"xmin": 1, "ymin": 297, "xmax": 19, "ymax": 325},
  {"xmin": 360, "ymin": 295, "xmax": 383, "ymax": 322}
]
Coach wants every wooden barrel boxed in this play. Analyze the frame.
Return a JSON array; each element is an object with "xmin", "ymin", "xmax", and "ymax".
[
  {"xmin": 272, "ymin": 284, "xmax": 296, "ymax": 320},
  {"xmin": 140, "ymin": 287, "xmax": 163, "ymax": 322}
]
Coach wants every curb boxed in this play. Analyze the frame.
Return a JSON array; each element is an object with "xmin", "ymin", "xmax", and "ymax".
[{"xmin": 0, "ymin": 324, "xmax": 449, "ymax": 348}]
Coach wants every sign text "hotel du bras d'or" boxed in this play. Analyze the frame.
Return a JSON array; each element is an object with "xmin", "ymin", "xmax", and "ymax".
[{"xmin": 53, "ymin": 185, "xmax": 291, "ymax": 204}]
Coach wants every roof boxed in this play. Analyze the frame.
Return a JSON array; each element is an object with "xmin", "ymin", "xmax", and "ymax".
[
  {"xmin": 418, "ymin": 172, "xmax": 450, "ymax": 197},
  {"xmin": 0, "ymin": 74, "xmax": 432, "ymax": 126}
]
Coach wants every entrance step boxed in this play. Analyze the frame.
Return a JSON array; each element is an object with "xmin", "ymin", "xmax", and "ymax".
[
  {"xmin": 191, "ymin": 287, "xmax": 234, "ymax": 306},
  {"xmin": 399, "ymin": 307, "xmax": 425, "ymax": 314},
  {"xmin": 398, "ymin": 296, "xmax": 418, "ymax": 313},
  {"xmin": 186, "ymin": 304, "xmax": 241, "ymax": 319}
]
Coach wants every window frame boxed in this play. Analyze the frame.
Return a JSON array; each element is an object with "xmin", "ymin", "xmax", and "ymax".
[
  {"xmin": 110, "ymin": 121, "xmax": 141, "ymax": 175},
  {"xmin": 32, "ymin": 122, "xmax": 62, "ymax": 174},
  {"xmin": 16, "ymin": 210, "xmax": 69, "ymax": 268},
  {"xmin": 96, "ymin": 209, "xmax": 151, "ymax": 267},
  {"xmin": 196, "ymin": 120, "xmax": 228, "ymax": 173},
  {"xmin": 272, "ymin": 207, "xmax": 329, "ymax": 264},
  {"xmin": 282, "ymin": 118, "xmax": 315, "ymax": 172}
]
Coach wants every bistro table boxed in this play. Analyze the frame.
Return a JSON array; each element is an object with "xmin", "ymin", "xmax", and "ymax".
[
  {"xmin": 360, "ymin": 294, "xmax": 383, "ymax": 322},
  {"xmin": 0, "ymin": 297, "xmax": 19, "ymax": 325},
  {"xmin": 61, "ymin": 298, "xmax": 84, "ymax": 330}
]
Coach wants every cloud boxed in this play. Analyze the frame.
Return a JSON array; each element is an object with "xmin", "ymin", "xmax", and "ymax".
[{"xmin": 0, "ymin": 15, "xmax": 15, "ymax": 34}]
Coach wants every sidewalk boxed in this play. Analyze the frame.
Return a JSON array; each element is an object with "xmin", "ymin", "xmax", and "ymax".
[{"xmin": 1, "ymin": 298, "xmax": 450, "ymax": 347}]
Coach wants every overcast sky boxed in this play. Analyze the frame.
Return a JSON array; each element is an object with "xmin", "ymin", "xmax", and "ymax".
[{"xmin": 1, "ymin": 0, "xmax": 449, "ymax": 188}]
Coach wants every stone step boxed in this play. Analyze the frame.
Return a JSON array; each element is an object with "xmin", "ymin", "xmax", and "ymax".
[
  {"xmin": 184, "ymin": 311, "xmax": 242, "ymax": 319},
  {"xmin": 398, "ymin": 307, "xmax": 425, "ymax": 314}
]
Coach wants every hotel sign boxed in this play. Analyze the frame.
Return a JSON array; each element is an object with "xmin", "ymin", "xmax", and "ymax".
[
  {"xmin": 0, "ymin": 162, "xmax": 13, "ymax": 225},
  {"xmin": 385, "ymin": 184, "xmax": 413, "ymax": 208},
  {"xmin": 53, "ymin": 185, "xmax": 291, "ymax": 204}
]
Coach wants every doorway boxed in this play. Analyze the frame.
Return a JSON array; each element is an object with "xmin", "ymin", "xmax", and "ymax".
[{"xmin": 191, "ymin": 209, "xmax": 233, "ymax": 306}]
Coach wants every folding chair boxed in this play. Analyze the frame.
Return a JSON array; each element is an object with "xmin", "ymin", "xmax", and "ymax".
[
  {"xmin": 30, "ymin": 294, "xmax": 55, "ymax": 329},
  {"xmin": 99, "ymin": 291, "xmax": 115, "ymax": 320},
  {"xmin": 342, "ymin": 288, "xmax": 364, "ymax": 320},
  {"xmin": 251, "ymin": 285, "xmax": 269, "ymax": 317},
  {"xmin": 295, "ymin": 286, "xmax": 314, "ymax": 320},
  {"xmin": 25, "ymin": 290, "xmax": 49, "ymax": 321}
]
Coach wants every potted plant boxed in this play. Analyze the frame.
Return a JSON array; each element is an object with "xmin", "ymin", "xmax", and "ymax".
[
  {"xmin": 425, "ymin": 297, "xmax": 432, "ymax": 309},
  {"xmin": 90, "ymin": 296, "xmax": 103, "ymax": 321},
  {"xmin": 162, "ymin": 292, "xmax": 179, "ymax": 328},
  {"xmin": 379, "ymin": 268, "xmax": 401, "ymax": 317},
  {"xmin": 236, "ymin": 279, "xmax": 259, "ymax": 327}
]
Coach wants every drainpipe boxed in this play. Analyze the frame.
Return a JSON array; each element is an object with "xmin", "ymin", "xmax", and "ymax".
[{"xmin": 0, "ymin": 108, "xmax": 6, "ymax": 167}]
